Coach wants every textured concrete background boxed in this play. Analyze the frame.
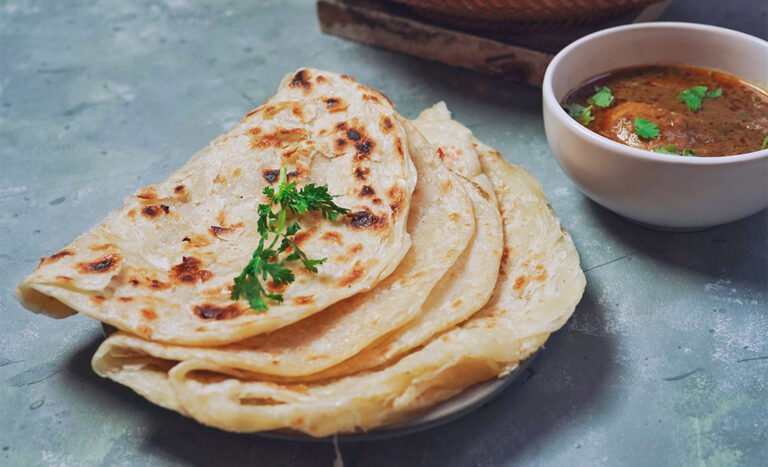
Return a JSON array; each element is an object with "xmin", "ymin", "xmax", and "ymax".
[{"xmin": 1, "ymin": 0, "xmax": 766, "ymax": 465}]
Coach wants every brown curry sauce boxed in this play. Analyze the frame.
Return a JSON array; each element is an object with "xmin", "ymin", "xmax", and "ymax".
[{"xmin": 563, "ymin": 65, "xmax": 768, "ymax": 157}]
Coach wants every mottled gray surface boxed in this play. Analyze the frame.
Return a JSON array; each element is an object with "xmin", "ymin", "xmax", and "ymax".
[{"xmin": 1, "ymin": 0, "xmax": 767, "ymax": 466}]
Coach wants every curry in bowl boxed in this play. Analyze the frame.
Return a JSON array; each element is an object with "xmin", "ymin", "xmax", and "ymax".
[{"xmin": 561, "ymin": 65, "xmax": 768, "ymax": 157}]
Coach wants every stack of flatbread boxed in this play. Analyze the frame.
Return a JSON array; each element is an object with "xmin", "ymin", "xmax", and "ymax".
[{"xmin": 16, "ymin": 69, "xmax": 585, "ymax": 436}]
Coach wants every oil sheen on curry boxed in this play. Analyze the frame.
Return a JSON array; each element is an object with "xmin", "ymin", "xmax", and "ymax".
[{"xmin": 562, "ymin": 65, "xmax": 768, "ymax": 157}]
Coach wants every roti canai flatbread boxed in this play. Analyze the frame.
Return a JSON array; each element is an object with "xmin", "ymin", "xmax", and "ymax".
[
  {"xmin": 92, "ymin": 119, "xmax": 476, "ymax": 378},
  {"xmin": 16, "ymin": 68, "xmax": 417, "ymax": 345},
  {"xmin": 267, "ymin": 103, "xmax": 504, "ymax": 381},
  {"xmin": 91, "ymin": 121, "xmax": 585, "ymax": 436}
]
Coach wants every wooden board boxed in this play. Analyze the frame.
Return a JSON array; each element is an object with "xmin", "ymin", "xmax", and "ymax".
[{"xmin": 317, "ymin": 0, "xmax": 670, "ymax": 87}]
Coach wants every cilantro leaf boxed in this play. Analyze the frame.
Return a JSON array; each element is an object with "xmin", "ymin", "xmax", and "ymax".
[
  {"xmin": 677, "ymin": 86, "xmax": 722, "ymax": 111},
  {"xmin": 761, "ymin": 135, "xmax": 768, "ymax": 151},
  {"xmin": 285, "ymin": 221, "xmax": 301, "ymax": 237},
  {"xmin": 562, "ymin": 103, "xmax": 594, "ymax": 126},
  {"xmin": 651, "ymin": 144, "xmax": 697, "ymax": 156},
  {"xmin": 653, "ymin": 144, "xmax": 679, "ymax": 155},
  {"xmin": 231, "ymin": 167, "xmax": 349, "ymax": 311},
  {"xmin": 682, "ymin": 148, "xmax": 697, "ymax": 157},
  {"xmin": 634, "ymin": 118, "xmax": 660, "ymax": 139},
  {"xmin": 588, "ymin": 86, "xmax": 614, "ymax": 108},
  {"xmin": 677, "ymin": 86, "xmax": 707, "ymax": 111},
  {"xmin": 261, "ymin": 261, "xmax": 295, "ymax": 285}
]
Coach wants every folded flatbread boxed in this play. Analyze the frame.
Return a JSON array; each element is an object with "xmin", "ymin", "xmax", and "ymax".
[
  {"xmin": 92, "ymin": 110, "xmax": 586, "ymax": 436},
  {"xmin": 17, "ymin": 69, "xmax": 417, "ymax": 345},
  {"xmin": 268, "ymin": 103, "xmax": 504, "ymax": 381},
  {"xmin": 92, "ymin": 118, "xmax": 475, "ymax": 378}
]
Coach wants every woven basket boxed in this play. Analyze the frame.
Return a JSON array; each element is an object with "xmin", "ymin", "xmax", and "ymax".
[{"xmin": 389, "ymin": 0, "xmax": 667, "ymax": 32}]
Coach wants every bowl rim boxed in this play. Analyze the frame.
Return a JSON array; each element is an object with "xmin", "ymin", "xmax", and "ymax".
[{"xmin": 542, "ymin": 21, "xmax": 768, "ymax": 166}]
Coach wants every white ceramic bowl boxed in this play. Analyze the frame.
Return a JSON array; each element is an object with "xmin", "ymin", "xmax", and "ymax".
[{"xmin": 543, "ymin": 22, "xmax": 768, "ymax": 230}]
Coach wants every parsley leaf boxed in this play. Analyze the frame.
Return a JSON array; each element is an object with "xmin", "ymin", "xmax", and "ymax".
[
  {"xmin": 677, "ymin": 86, "xmax": 722, "ymax": 111},
  {"xmin": 231, "ymin": 167, "xmax": 349, "ymax": 311},
  {"xmin": 761, "ymin": 135, "xmax": 768, "ymax": 151},
  {"xmin": 588, "ymin": 86, "xmax": 614, "ymax": 108},
  {"xmin": 634, "ymin": 118, "xmax": 660, "ymax": 139},
  {"xmin": 562, "ymin": 103, "xmax": 594, "ymax": 126}
]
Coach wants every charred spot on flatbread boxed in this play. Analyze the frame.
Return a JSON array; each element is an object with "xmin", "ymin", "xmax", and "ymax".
[
  {"xmin": 338, "ymin": 261, "xmax": 365, "ymax": 287},
  {"xmin": 135, "ymin": 187, "xmax": 157, "ymax": 200},
  {"xmin": 141, "ymin": 205, "xmax": 169, "ymax": 218},
  {"xmin": 321, "ymin": 231, "xmax": 342, "ymax": 244},
  {"xmin": 40, "ymin": 249, "xmax": 74, "ymax": 266},
  {"xmin": 149, "ymin": 279, "xmax": 171, "ymax": 290},
  {"xmin": 171, "ymin": 257, "xmax": 213, "ymax": 284},
  {"xmin": 359, "ymin": 185, "xmax": 375, "ymax": 197},
  {"xmin": 332, "ymin": 120, "xmax": 375, "ymax": 159},
  {"xmin": 77, "ymin": 254, "xmax": 120, "ymax": 274},
  {"xmin": 288, "ymin": 70, "xmax": 312, "ymax": 89},
  {"xmin": 324, "ymin": 97, "xmax": 347, "ymax": 112},
  {"xmin": 354, "ymin": 167, "xmax": 369, "ymax": 181},
  {"xmin": 348, "ymin": 209, "xmax": 387, "ymax": 230},
  {"xmin": 90, "ymin": 295, "xmax": 106, "ymax": 304},
  {"xmin": 210, "ymin": 223, "xmax": 243, "ymax": 238},
  {"xmin": 354, "ymin": 140, "xmax": 374, "ymax": 159},
  {"xmin": 395, "ymin": 138, "xmax": 404, "ymax": 159},
  {"xmin": 380, "ymin": 116, "xmax": 393, "ymax": 133},
  {"xmin": 194, "ymin": 303, "xmax": 243, "ymax": 320},
  {"xmin": 387, "ymin": 185, "xmax": 406, "ymax": 216},
  {"xmin": 291, "ymin": 231, "xmax": 312, "ymax": 247},
  {"xmin": 262, "ymin": 169, "xmax": 280, "ymax": 183}
]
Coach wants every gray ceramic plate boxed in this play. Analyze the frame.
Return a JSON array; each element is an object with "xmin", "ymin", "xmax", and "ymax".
[{"xmin": 257, "ymin": 351, "xmax": 539, "ymax": 442}]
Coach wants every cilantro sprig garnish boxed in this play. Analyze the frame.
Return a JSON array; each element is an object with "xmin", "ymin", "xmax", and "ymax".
[
  {"xmin": 634, "ymin": 118, "xmax": 660, "ymax": 139},
  {"xmin": 231, "ymin": 167, "xmax": 349, "ymax": 311},
  {"xmin": 761, "ymin": 136, "xmax": 768, "ymax": 151},
  {"xmin": 653, "ymin": 144, "xmax": 697, "ymax": 156},
  {"xmin": 588, "ymin": 86, "xmax": 615, "ymax": 108},
  {"xmin": 677, "ymin": 86, "xmax": 722, "ymax": 111},
  {"xmin": 562, "ymin": 103, "xmax": 595, "ymax": 126}
]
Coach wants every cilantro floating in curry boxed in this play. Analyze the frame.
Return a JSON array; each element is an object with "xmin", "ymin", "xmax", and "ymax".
[
  {"xmin": 677, "ymin": 85, "xmax": 722, "ymax": 111},
  {"xmin": 562, "ymin": 103, "xmax": 594, "ymax": 126},
  {"xmin": 231, "ymin": 167, "xmax": 349, "ymax": 311},
  {"xmin": 653, "ymin": 144, "xmax": 679, "ymax": 155},
  {"xmin": 653, "ymin": 144, "xmax": 697, "ymax": 157},
  {"xmin": 588, "ymin": 86, "xmax": 615, "ymax": 108},
  {"xmin": 634, "ymin": 118, "xmax": 660, "ymax": 139},
  {"xmin": 682, "ymin": 148, "xmax": 697, "ymax": 157}
]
